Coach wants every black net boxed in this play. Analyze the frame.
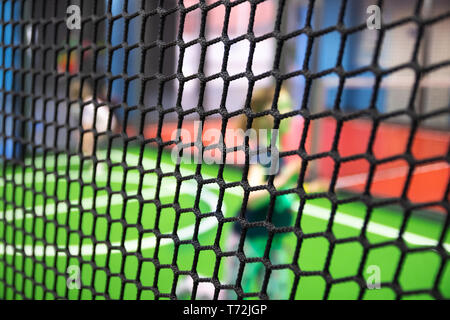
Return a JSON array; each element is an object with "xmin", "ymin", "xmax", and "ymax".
[{"xmin": 0, "ymin": 0, "xmax": 449, "ymax": 300}]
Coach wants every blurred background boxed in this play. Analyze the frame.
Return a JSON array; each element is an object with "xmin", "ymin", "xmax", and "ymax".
[
  {"xmin": 0, "ymin": 0, "xmax": 449, "ymax": 300},
  {"xmin": 1, "ymin": 0, "xmax": 447, "ymax": 209}
]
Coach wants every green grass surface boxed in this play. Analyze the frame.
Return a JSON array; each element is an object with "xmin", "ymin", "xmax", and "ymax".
[{"xmin": 0, "ymin": 147, "xmax": 448, "ymax": 300}]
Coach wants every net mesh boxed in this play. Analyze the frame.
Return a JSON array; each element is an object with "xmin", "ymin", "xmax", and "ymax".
[{"xmin": 0, "ymin": 0, "xmax": 449, "ymax": 300}]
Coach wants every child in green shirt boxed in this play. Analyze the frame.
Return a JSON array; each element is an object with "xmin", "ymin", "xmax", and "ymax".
[{"xmin": 229, "ymin": 86, "xmax": 326, "ymax": 299}]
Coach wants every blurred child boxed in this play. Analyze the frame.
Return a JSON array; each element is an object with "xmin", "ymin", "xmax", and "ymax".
[
  {"xmin": 228, "ymin": 85, "xmax": 326, "ymax": 299},
  {"xmin": 174, "ymin": 86, "xmax": 326, "ymax": 300}
]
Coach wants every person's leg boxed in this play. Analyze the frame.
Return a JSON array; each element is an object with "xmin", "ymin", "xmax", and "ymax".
[
  {"xmin": 266, "ymin": 237, "xmax": 290, "ymax": 299},
  {"xmin": 242, "ymin": 236, "xmax": 267, "ymax": 295},
  {"xmin": 266, "ymin": 194, "xmax": 293, "ymax": 299},
  {"xmin": 223, "ymin": 227, "xmax": 241, "ymax": 299}
]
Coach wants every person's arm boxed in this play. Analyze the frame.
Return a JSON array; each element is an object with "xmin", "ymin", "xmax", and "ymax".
[
  {"xmin": 246, "ymin": 159, "xmax": 302, "ymax": 205},
  {"xmin": 273, "ymin": 158, "xmax": 302, "ymax": 190},
  {"xmin": 274, "ymin": 159, "xmax": 328, "ymax": 193},
  {"xmin": 246, "ymin": 158, "xmax": 327, "ymax": 204},
  {"xmin": 246, "ymin": 164, "xmax": 270, "ymax": 205}
]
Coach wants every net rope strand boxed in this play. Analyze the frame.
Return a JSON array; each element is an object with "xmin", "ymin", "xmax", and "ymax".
[{"xmin": 0, "ymin": 0, "xmax": 448, "ymax": 300}]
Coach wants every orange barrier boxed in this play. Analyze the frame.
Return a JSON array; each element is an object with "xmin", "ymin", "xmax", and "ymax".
[{"xmin": 137, "ymin": 117, "xmax": 448, "ymax": 206}]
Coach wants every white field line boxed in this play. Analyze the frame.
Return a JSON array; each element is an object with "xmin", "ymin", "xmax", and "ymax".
[
  {"xmin": 293, "ymin": 202, "xmax": 450, "ymax": 252},
  {"xmin": 0, "ymin": 187, "xmax": 154, "ymax": 222},
  {"xmin": 1, "ymin": 151, "xmax": 449, "ymax": 256},
  {"xmin": 0, "ymin": 185, "xmax": 221, "ymax": 257},
  {"xmin": 0, "ymin": 151, "xmax": 174, "ymax": 187}
]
